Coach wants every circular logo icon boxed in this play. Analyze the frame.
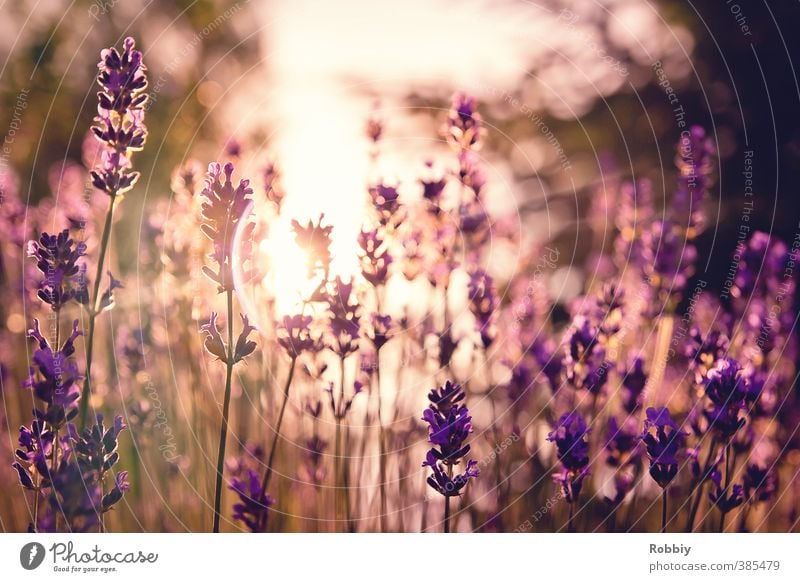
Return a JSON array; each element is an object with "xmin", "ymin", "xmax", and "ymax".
[{"xmin": 20, "ymin": 542, "xmax": 46, "ymax": 570}]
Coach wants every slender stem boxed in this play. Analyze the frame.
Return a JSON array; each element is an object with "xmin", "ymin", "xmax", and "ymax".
[
  {"xmin": 32, "ymin": 474, "xmax": 40, "ymax": 532},
  {"xmin": 567, "ymin": 502, "xmax": 575, "ymax": 533},
  {"xmin": 685, "ymin": 437, "xmax": 717, "ymax": 532},
  {"xmin": 334, "ymin": 356, "xmax": 345, "ymax": 530},
  {"xmin": 376, "ymin": 349, "xmax": 387, "ymax": 532},
  {"xmin": 661, "ymin": 488, "xmax": 668, "ymax": 533},
  {"xmin": 212, "ymin": 289, "xmax": 235, "ymax": 533},
  {"xmin": 444, "ymin": 464, "xmax": 453, "ymax": 533},
  {"xmin": 79, "ymin": 197, "xmax": 116, "ymax": 429},
  {"xmin": 257, "ymin": 357, "xmax": 296, "ymax": 531},
  {"xmin": 719, "ymin": 443, "xmax": 731, "ymax": 533}
]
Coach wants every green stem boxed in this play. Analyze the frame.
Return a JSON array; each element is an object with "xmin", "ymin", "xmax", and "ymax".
[
  {"xmin": 212, "ymin": 289, "xmax": 235, "ymax": 533},
  {"xmin": 661, "ymin": 488, "xmax": 668, "ymax": 533},
  {"xmin": 79, "ymin": 197, "xmax": 116, "ymax": 429},
  {"xmin": 257, "ymin": 357, "xmax": 296, "ymax": 530}
]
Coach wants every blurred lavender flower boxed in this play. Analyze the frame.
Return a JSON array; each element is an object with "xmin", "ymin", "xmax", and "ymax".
[
  {"xmin": 301, "ymin": 435, "xmax": 328, "ymax": 486},
  {"xmin": 276, "ymin": 314, "xmax": 319, "ymax": 357},
  {"xmin": 326, "ymin": 277, "xmax": 361, "ymax": 358},
  {"xmin": 620, "ymin": 356, "xmax": 648, "ymax": 414},
  {"xmin": 605, "ymin": 416, "xmax": 640, "ymax": 467},
  {"xmin": 641, "ymin": 220, "xmax": 696, "ymax": 309},
  {"xmin": 229, "ymin": 468, "xmax": 274, "ymax": 532},
  {"xmin": 368, "ymin": 183, "xmax": 404, "ymax": 228},
  {"xmin": 358, "ymin": 228, "xmax": 392, "ymax": 287},
  {"xmin": 743, "ymin": 463, "xmax": 778, "ymax": 503},
  {"xmin": 708, "ymin": 468, "xmax": 744, "ymax": 514},
  {"xmin": 614, "ymin": 179, "xmax": 653, "ymax": 267},
  {"xmin": 292, "ymin": 214, "xmax": 333, "ymax": 281},
  {"xmin": 641, "ymin": 407, "xmax": 687, "ymax": 488},
  {"xmin": 702, "ymin": 358, "xmax": 747, "ymax": 440},
  {"xmin": 468, "ymin": 269, "xmax": 497, "ymax": 348},
  {"xmin": 672, "ymin": 126, "xmax": 715, "ymax": 238},
  {"xmin": 445, "ymin": 92, "xmax": 482, "ymax": 151},
  {"xmin": 685, "ymin": 327, "xmax": 730, "ymax": 383},
  {"xmin": 24, "ymin": 320, "xmax": 83, "ymax": 429},
  {"xmin": 368, "ymin": 313, "xmax": 393, "ymax": 351},
  {"xmin": 42, "ymin": 451, "xmax": 103, "ymax": 532}
]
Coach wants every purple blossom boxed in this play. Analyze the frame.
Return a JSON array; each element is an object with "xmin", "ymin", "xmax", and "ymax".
[
  {"xmin": 743, "ymin": 463, "xmax": 778, "ymax": 503},
  {"xmin": 421, "ymin": 381, "xmax": 478, "ymax": 497},
  {"xmin": 291, "ymin": 214, "xmax": 333, "ymax": 280},
  {"xmin": 27, "ymin": 229, "xmax": 87, "ymax": 310},
  {"xmin": 605, "ymin": 416, "xmax": 640, "ymax": 467},
  {"xmin": 445, "ymin": 92, "xmax": 482, "ymax": 151},
  {"xmin": 708, "ymin": 469, "xmax": 744, "ymax": 514},
  {"xmin": 702, "ymin": 358, "xmax": 747, "ymax": 440},
  {"xmin": 547, "ymin": 412, "xmax": 590, "ymax": 472},
  {"xmin": 641, "ymin": 219, "xmax": 697, "ymax": 307},
  {"xmin": 276, "ymin": 314, "xmax": 319, "ymax": 357},
  {"xmin": 229, "ymin": 468, "xmax": 274, "ymax": 532},
  {"xmin": 423, "ymin": 451, "xmax": 479, "ymax": 497},
  {"xmin": 640, "ymin": 407, "xmax": 687, "ymax": 488},
  {"xmin": 326, "ymin": 277, "xmax": 361, "ymax": 358},
  {"xmin": 620, "ymin": 356, "xmax": 648, "ymax": 414},
  {"xmin": 358, "ymin": 228, "xmax": 392, "ymax": 286},
  {"xmin": 368, "ymin": 183, "xmax": 404, "ymax": 228},
  {"xmin": 90, "ymin": 37, "xmax": 148, "ymax": 196},
  {"xmin": 468, "ymin": 269, "xmax": 497, "ymax": 348},
  {"xmin": 368, "ymin": 313, "xmax": 393, "ymax": 351},
  {"xmin": 200, "ymin": 162, "xmax": 255, "ymax": 292},
  {"xmin": 24, "ymin": 320, "xmax": 83, "ymax": 429}
]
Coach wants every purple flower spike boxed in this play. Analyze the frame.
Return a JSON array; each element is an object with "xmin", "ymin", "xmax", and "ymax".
[
  {"xmin": 468, "ymin": 269, "xmax": 497, "ymax": 349},
  {"xmin": 708, "ymin": 469, "xmax": 744, "ymax": 514},
  {"xmin": 276, "ymin": 314, "xmax": 319, "ymax": 357},
  {"xmin": 358, "ymin": 228, "xmax": 392, "ymax": 286},
  {"xmin": 548, "ymin": 412, "xmax": 590, "ymax": 472},
  {"xmin": 230, "ymin": 468, "xmax": 274, "ymax": 532},
  {"xmin": 200, "ymin": 162, "xmax": 255, "ymax": 292},
  {"xmin": 640, "ymin": 407, "xmax": 687, "ymax": 488},
  {"xmin": 326, "ymin": 277, "xmax": 361, "ymax": 358},
  {"xmin": 702, "ymin": 358, "xmax": 747, "ymax": 440},
  {"xmin": 421, "ymin": 381, "xmax": 478, "ymax": 498},
  {"xmin": 292, "ymin": 214, "xmax": 333, "ymax": 281},
  {"xmin": 743, "ymin": 463, "xmax": 778, "ymax": 503},
  {"xmin": 90, "ymin": 37, "xmax": 148, "ymax": 197},
  {"xmin": 445, "ymin": 92, "xmax": 483, "ymax": 151},
  {"xmin": 27, "ymin": 229, "xmax": 87, "ymax": 310}
]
